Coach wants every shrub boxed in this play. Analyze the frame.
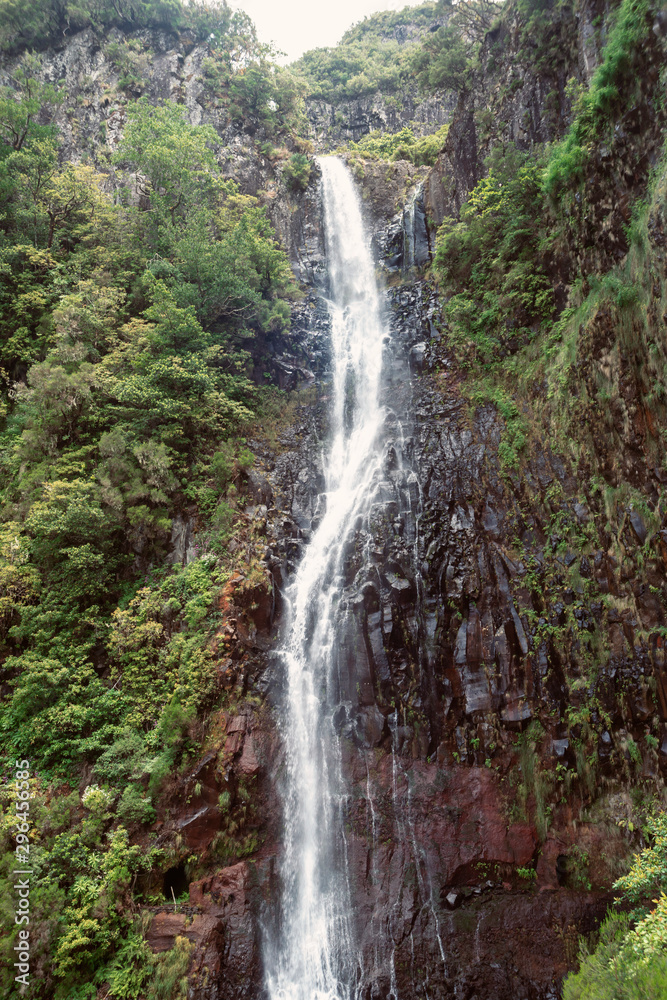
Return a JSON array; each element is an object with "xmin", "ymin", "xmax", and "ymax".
[
  {"xmin": 283, "ymin": 153, "xmax": 312, "ymax": 192},
  {"xmin": 434, "ymin": 144, "xmax": 553, "ymax": 365},
  {"xmin": 348, "ymin": 123, "xmax": 450, "ymax": 167},
  {"xmin": 564, "ymin": 815, "xmax": 667, "ymax": 998},
  {"xmin": 118, "ymin": 784, "xmax": 156, "ymax": 825}
]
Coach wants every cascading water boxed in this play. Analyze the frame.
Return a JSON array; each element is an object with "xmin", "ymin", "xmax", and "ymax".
[{"xmin": 264, "ymin": 156, "xmax": 388, "ymax": 1000}]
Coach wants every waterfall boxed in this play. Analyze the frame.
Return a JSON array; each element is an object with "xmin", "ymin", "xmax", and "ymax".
[{"xmin": 265, "ymin": 156, "xmax": 388, "ymax": 1000}]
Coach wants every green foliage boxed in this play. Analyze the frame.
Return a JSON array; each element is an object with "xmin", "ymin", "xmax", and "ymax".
[
  {"xmin": 146, "ymin": 936, "xmax": 193, "ymax": 999},
  {"xmin": 613, "ymin": 813, "xmax": 667, "ymax": 906},
  {"xmin": 0, "ymin": 0, "xmax": 236, "ymax": 54},
  {"xmin": 117, "ymin": 783, "xmax": 156, "ymax": 825},
  {"xmin": 115, "ymin": 99, "xmax": 218, "ymax": 228},
  {"xmin": 567, "ymin": 846, "xmax": 592, "ymax": 891},
  {"xmin": 294, "ymin": 0, "xmax": 497, "ymax": 102},
  {"xmin": 0, "ymin": 52, "xmax": 61, "ymax": 151},
  {"xmin": 563, "ymin": 814, "xmax": 667, "ymax": 998},
  {"xmin": 563, "ymin": 911, "xmax": 667, "ymax": 1000},
  {"xmin": 471, "ymin": 383, "xmax": 527, "ymax": 468},
  {"xmin": 211, "ymin": 438, "xmax": 254, "ymax": 489},
  {"xmin": 512, "ymin": 721, "xmax": 553, "ymax": 840},
  {"xmin": 225, "ymin": 60, "xmax": 306, "ymax": 135},
  {"xmin": 544, "ymin": 0, "xmax": 652, "ymax": 199},
  {"xmin": 411, "ymin": 0, "xmax": 501, "ymax": 94},
  {"xmin": 348, "ymin": 123, "xmax": 450, "ymax": 167},
  {"xmin": 295, "ymin": 36, "xmax": 412, "ymax": 102},
  {"xmin": 0, "ymin": 67, "xmax": 289, "ymax": 953},
  {"xmin": 0, "ymin": 90, "xmax": 295, "ymax": 784},
  {"xmin": 107, "ymin": 560, "xmax": 222, "ymax": 725},
  {"xmin": 0, "ymin": 6, "xmax": 306, "ymax": 997},
  {"xmin": 292, "ymin": 2, "xmax": 442, "ymax": 102},
  {"xmin": 105, "ymin": 38, "xmax": 151, "ymax": 93},
  {"xmin": 0, "ymin": 777, "xmax": 166, "ymax": 1000},
  {"xmin": 282, "ymin": 152, "xmax": 312, "ymax": 192},
  {"xmin": 434, "ymin": 144, "xmax": 553, "ymax": 366},
  {"xmin": 411, "ymin": 23, "xmax": 471, "ymax": 92}
]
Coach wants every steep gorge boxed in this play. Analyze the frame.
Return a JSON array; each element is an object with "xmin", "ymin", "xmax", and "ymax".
[{"xmin": 2, "ymin": 1, "xmax": 667, "ymax": 998}]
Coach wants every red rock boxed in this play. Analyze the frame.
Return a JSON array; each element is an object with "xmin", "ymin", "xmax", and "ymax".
[
  {"xmin": 226, "ymin": 731, "xmax": 244, "ymax": 754},
  {"xmin": 147, "ymin": 912, "xmax": 220, "ymax": 953},
  {"xmin": 176, "ymin": 805, "xmax": 220, "ymax": 852},
  {"xmin": 186, "ymin": 863, "xmax": 262, "ymax": 998},
  {"xmin": 227, "ymin": 715, "xmax": 248, "ymax": 734},
  {"xmin": 238, "ymin": 733, "xmax": 261, "ymax": 776},
  {"xmin": 536, "ymin": 836, "xmax": 567, "ymax": 889},
  {"xmin": 146, "ymin": 912, "xmax": 188, "ymax": 952}
]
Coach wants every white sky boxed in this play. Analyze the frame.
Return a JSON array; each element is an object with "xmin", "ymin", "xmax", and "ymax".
[{"xmin": 228, "ymin": 0, "xmax": 427, "ymax": 63}]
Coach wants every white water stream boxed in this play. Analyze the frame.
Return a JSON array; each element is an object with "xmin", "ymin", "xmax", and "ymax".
[{"xmin": 265, "ymin": 157, "xmax": 388, "ymax": 1000}]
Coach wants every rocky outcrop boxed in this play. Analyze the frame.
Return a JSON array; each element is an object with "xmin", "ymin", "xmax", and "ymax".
[
  {"xmin": 424, "ymin": 0, "xmax": 606, "ymax": 226},
  {"xmin": 306, "ymin": 87, "xmax": 455, "ymax": 148},
  {"xmin": 146, "ymin": 862, "xmax": 266, "ymax": 999},
  {"xmin": 0, "ymin": 25, "xmax": 322, "ymax": 271},
  {"xmin": 224, "ymin": 217, "xmax": 639, "ymax": 998}
]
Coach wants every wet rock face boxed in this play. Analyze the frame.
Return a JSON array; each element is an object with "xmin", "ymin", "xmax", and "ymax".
[
  {"xmin": 344, "ymin": 754, "xmax": 613, "ymax": 1000},
  {"xmin": 242, "ymin": 157, "xmax": 667, "ymax": 996},
  {"xmin": 246, "ymin": 252, "xmax": 612, "ymax": 998},
  {"xmin": 136, "ymin": 160, "xmax": 665, "ymax": 998},
  {"xmin": 373, "ymin": 181, "xmax": 432, "ymax": 274}
]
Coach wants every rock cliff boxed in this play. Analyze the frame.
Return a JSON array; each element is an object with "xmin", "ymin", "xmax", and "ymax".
[{"xmin": 3, "ymin": 1, "xmax": 667, "ymax": 997}]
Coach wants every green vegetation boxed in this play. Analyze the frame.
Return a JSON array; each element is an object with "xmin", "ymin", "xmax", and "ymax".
[
  {"xmin": 545, "ymin": 0, "xmax": 653, "ymax": 200},
  {"xmin": 292, "ymin": 1, "xmax": 440, "ymax": 101},
  {"xmin": 283, "ymin": 151, "xmax": 312, "ymax": 191},
  {"xmin": 347, "ymin": 123, "xmax": 450, "ymax": 166},
  {"xmin": 293, "ymin": 0, "xmax": 502, "ymax": 103},
  {"xmin": 411, "ymin": 22, "xmax": 471, "ymax": 92},
  {"xmin": 0, "ymin": 10, "xmax": 300, "ymax": 991},
  {"xmin": 0, "ymin": 775, "xmax": 197, "ymax": 999},
  {"xmin": 412, "ymin": 0, "xmax": 501, "ymax": 94},
  {"xmin": 0, "ymin": 0, "xmax": 254, "ymax": 55},
  {"xmin": 292, "ymin": 0, "xmax": 508, "ymax": 104},
  {"xmin": 213, "ymin": 58, "xmax": 306, "ymax": 137},
  {"xmin": 564, "ymin": 815, "xmax": 667, "ymax": 999},
  {"xmin": 470, "ymin": 382, "xmax": 527, "ymax": 468},
  {"xmin": 511, "ymin": 721, "xmax": 554, "ymax": 840},
  {"xmin": 434, "ymin": 143, "xmax": 553, "ymax": 367},
  {"xmin": 0, "ymin": 74, "xmax": 295, "ymax": 773},
  {"xmin": 430, "ymin": 0, "xmax": 667, "ymax": 482}
]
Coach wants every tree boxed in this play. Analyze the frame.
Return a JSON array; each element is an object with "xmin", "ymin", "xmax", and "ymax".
[
  {"xmin": 115, "ymin": 99, "xmax": 218, "ymax": 227},
  {"xmin": 449, "ymin": 0, "xmax": 502, "ymax": 40},
  {"xmin": 411, "ymin": 23, "xmax": 471, "ymax": 93},
  {"xmin": 564, "ymin": 814, "xmax": 667, "ymax": 1000},
  {"xmin": 0, "ymin": 53, "xmax": 61, "ymax": 152},
  {"xmin": 6, "ymin": 139, "xmax": 106, "ymax": 249}
]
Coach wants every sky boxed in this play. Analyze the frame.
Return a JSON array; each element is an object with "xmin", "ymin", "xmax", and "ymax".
[{"xmin": 227, "ymin": 0, "xmax": 427, "ymax": 63}]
